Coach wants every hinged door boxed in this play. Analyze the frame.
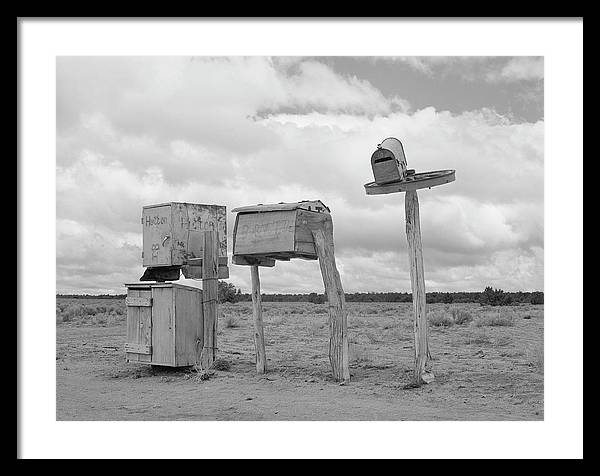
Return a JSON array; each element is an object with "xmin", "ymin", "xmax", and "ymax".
[{"xmin": 125, "ymin": 288, "xmax": 153, "ymax": 362}]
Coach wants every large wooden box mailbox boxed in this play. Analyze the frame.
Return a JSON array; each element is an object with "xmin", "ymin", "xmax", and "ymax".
[
  {"xmin": 125, "ymin": 282, "xmax": 202, "ymax": 367},
  {"xmin": 232, "ymin": 200, "xmax": 330, "ymax": 261},
  {"xmin": 142, "ymin": 202, "xmax": 227, "ymax": 268}
]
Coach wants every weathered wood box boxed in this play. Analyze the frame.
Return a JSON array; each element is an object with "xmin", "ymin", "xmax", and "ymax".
[
  {"xmin": 124, "ymin": 282, "xmax": 203, "ymax": 367},
  {"xmin": 231, "ymin": 200, "xmax": 330, "ymax": 262},
  {"xmin": 142, "ymin": 202, "xmax": 227, "ymax": 268}
]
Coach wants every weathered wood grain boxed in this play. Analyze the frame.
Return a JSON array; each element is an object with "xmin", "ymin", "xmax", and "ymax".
[
  {"xmin": 124, "ymin": 343, "xmax": 152, "ymax": 355},
  {"xmin": 308, "ymin": 215, "xmax": 350, "ymax": 383},
  {"xmin": 142, "ymin": 202, "xmax": 227, "ymax": 267},
  {"xmin": 175, "ymin": 286, "xmax": 203, "ymax": 367},
  {"xmin": 405, "ymin": 190, "xmax": 434, "ymax": 385},
  {"xmin": 151, "ymin": 286, "xmax": 175, "ymax": 365},
  {"xmin": 251, "ymin": 265, "xmax": 267, "ymax": 374},
  {"xmin": 125, "ymin": 287, "xmax": 153, "ymax": 364},
  {"xmin": 233, "ymin": 210, "xmax": 296, "ymax": 256},
  {"xmin": 125, "ymin": 296, "xmax": 152, "ymax": 307},
  {"xmin": 200, "ymin": 230, "xmax": 219, "ymax": 370},
  {"xmin": 232, "ymin": 255, "xmax": 276, "ymax": 267}
]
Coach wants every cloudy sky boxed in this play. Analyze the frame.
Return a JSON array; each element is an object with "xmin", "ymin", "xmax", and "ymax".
[{"xmin": 56, "ymin": 56, "xmax": 543, "ymax": 294}]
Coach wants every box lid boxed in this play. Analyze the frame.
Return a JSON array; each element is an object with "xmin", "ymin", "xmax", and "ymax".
[
  {"xmin": 231, "ymin": 200, "xmax": 330, "ymax": 214},
  {"xmin": 124, "ymin": 281, "xmax": 203, "ymax": 292}
]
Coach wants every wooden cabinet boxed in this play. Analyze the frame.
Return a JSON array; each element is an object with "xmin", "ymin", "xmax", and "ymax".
[{"xmin": 125, "ymin": 282, "xmax": 203, "ymax": 367}]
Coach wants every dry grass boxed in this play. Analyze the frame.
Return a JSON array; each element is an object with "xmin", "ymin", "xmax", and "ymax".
[
  {"xmin": 222, "ymin": 314, "xmax": 239, "ymax": 329},
  {"xmin": 428, "ymin": 307, "xmax": 473, "ymax": 327},
  {"xmin": 429, "ymin": 311, "xmax": 455, "ymax": 327},
  {"xmin": 56, "ymin": 298, "xmax": 125, "ymax": 325},
  {"xmin": 212, "ymin": 358, "xmax": 232, "ymax": 371},
  {"xmin": 57, "ymin": 299, "xmax": 544, "ymax": 421},
  {"xmin": 474, "ymin": 311, "xmax": 515, "ymax": 327}
]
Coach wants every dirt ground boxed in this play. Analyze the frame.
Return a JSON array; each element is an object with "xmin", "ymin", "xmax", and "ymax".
[{"xmin": 56, "ymin": 300, "xmax": 543, "ymax": 421}]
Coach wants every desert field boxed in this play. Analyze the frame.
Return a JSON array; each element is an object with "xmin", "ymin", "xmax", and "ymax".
[{"xmin": 56, "ymin": 298, "xmax": 543, "ymax": 420}]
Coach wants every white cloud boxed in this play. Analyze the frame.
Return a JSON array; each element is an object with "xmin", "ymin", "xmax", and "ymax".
[
  {"xmin": 378, "ymin": 56, "xmax": 543, "ymax": 84},
  {"xmin": 56, "ymin": 57, "xmax": 544, "ymax": 294},
  {"xmin": 488, "ymin": 57, "xmax": 544, "ymax": 82}
]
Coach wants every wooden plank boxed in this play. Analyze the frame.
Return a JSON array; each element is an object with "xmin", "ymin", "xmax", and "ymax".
[
  {"xmin": 185, "ymin": 256, "xmax": 229, "ymax": 267},
  {"xmin": 181, "ymin": 264, "xmax": 230, "ymax": 279},
  {"xmin": 185, "ymin": 203, "xmax": 228, "ymax": 262},
  {"xmin": 200, "ymin": 231, "xmax": 219, "ymax": 370},
  {"xmin": 124, "ymin": 343, "xmax": 152, "ymax": 355},
  {"xmin": 306, "ymin": 213, "xmax": 350, "ymax": 383},
  {"xmin": 142, "ymin": 204, "xmax": 172, "ymax": 267},
  {"xmin": 151, "ymin": 286, "xmax": 175, "ymax": 366},
  {"xmin": 126, "ymin": 288, "xmax": 141, "ymax": 362},
  {"xmin": 125, "ymin": 288, "xmax": 152, "ymax": 363},
  {"xmin": 231, "ymin": 200, "xmax": 329, "ymax": 214},
  {"xmin": 170, "ymin": 202, "xmax": 190, "ymax": 266},
  {"xmin": 232, "ymin": 255, "xmax": 276, "ymax": 267},
  {"xmin": 125, "ymin": 296, "xmax": 152, "ymax": 307},
  {"xmin": 233, "ymin": 210, "xmax": 296, "ymax": 256},
  {"xmin": 364, "ymin": 169, "xmax": 455, "ymax": 195},
  {"xmin": 295, "ymin": 210, "xmax": 318, "ymax": 256},
  {"xmin": 251, "ymin": 265, "xmax": 267, "ymax": 374},
  {"xmin": 405, "ymin": 190, "xmax": 434, "ymax": 385},
  {"xmin": 174, "ymin": 286, "xmax": 203, "ymax": 367}
]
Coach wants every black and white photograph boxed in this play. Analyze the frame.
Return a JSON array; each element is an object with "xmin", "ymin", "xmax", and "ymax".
[{"xmin": 18, "ymin": 19, "xmax": 583, "ymax": 459}]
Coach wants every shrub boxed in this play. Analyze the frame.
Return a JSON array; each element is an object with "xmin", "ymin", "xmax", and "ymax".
[
  {"xmin": 530, "ymin": 292, "xmax": 544, "ymax": 305},
  {"xmin": 222, "ymin": 314, "xmax": 238, "ymax": 328},
  {"xmin": 474, "ymin": 311, "xmax": 515, "ymax": 327},
  {"xmin": 479, "ymin": 286, "xmax": 513, "ymax": 306},
  {"xmin": 428, "ymin": 311, "xmax": 454, "ymax": 327},
  {"xmin": 466, "ymin": 332, "xmax": 492, "ymax": 345},
  {"xmin": 451, "ymin": 308, "xmax": 473, "ymax": 325},
  {"xmin": 218, "ymin": 281, "xmax": 239, "ymax": 303},
  {"xmin": 212, "ymin": 358, "xmax": 232, "ymax": 371}
]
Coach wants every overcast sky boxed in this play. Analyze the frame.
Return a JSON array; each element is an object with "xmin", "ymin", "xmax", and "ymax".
[{"xmin": 56, "ymin": 56, "xmax": 543, "ymax": 294}]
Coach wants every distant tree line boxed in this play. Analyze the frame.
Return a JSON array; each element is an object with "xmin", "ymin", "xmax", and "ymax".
[
  {"xmin": 218, "ymin": 283, "xmax": 544, "ymax": 306},
  {"xmin": 59, "ymin": 283, "xmax": 543, "ymax": 306}
]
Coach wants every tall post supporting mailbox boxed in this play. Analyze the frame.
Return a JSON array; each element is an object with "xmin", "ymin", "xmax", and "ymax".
[
  {"xmin": 231, "ymin": 200, "xmax": 350, "ymax": 383},
  {"xmin": 364, "ymin": 138, "xmax": 455, "ymax": 385}
]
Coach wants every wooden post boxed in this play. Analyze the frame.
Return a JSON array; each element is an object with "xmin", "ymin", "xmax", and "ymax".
[
  {"xmin": 311, "ymin": 217, "xmax": 350, "ymax": 383},
  {"xmin": 200, "ymin": 230, "xmax": 218, "ymax": 371},
  {"xmin": 405, "ymin": 190, "xmax": 434, "ymax": 385},
  {"xmin": 250, "ymin": 265, "xmax": 267, "ymax": 374}
]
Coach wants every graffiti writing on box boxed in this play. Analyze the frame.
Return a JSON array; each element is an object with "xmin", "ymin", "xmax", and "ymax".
[
  {"xmin": 145, "ymin": 215, "xmax": 168, "ymax": 227},
  {"xmin": 239, "ymin": 219, "xmax": 290, "ymax": 235}
]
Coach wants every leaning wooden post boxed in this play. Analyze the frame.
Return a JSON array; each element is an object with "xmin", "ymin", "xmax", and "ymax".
[
  {"xmin": 250, "ymin": 264, "xmax": 267, "ymax": 374},
  {"xmin": 200, "ymin": 230, "xmax": 219, "ymax": 371},
  {"xmin": 311, "ymin": 216, "xmax": 350, "ymax": 383},
  {"xmin": 405, "ymin": 190, "xmax": 433, "ymax": 385}
]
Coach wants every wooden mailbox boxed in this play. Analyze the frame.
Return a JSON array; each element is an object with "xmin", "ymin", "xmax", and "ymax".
[
  {"xmin": 231, "ymin": 200, "xmax": 350, "ymax": 382},
  {"xmin": 232, "ymin": 200, "xmax": 330, "ymax": 262},
  {"xmin": 124, "ymin": 282, "xmax": 203, "ymax": 367},
  {"xmin": 141, "ymin": 202, "xmax": 228, "ymax": 281}
]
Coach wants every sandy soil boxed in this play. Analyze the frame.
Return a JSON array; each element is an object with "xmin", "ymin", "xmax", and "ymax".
[{"xmin": 56, "ymin": 301, "xmax": 543, "ymax": 421}]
